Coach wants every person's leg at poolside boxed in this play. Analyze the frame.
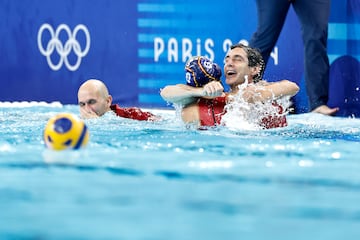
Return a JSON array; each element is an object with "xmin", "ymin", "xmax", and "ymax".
[
  {"xmin": 249, "ymin": 0, "xmax": 291, "ymax": 66},
  {"xmin": 293, "ymin": 0, "xmax": 339, "ymax": 115}
]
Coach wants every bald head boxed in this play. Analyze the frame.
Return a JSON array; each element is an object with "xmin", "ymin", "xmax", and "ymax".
[{"xmin": 77, "ymin": 79, "xmax": 112, "ymax": 118}]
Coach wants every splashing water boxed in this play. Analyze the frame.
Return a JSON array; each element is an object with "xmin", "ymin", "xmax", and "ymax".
[{"xmin": 221, "ymin": 77, "xmax": 292, "ymax": 131}]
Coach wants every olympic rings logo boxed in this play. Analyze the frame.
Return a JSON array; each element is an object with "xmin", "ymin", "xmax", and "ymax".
[{"xmin": 37, "ymin": 23, "xmax": 91, "ymax": 71}]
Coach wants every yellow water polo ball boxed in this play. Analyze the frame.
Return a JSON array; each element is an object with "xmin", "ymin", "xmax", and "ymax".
[{"xmin": 43, "ymin": 113, "xmax": 89, "ymax": 150}]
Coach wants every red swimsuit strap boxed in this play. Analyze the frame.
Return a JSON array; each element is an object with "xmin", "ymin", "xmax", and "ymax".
[{"xmin": 198, "ymin": 96, "xmax": 227, "ymax": 126}]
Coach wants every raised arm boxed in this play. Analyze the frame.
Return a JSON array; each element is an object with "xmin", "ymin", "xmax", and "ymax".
[
  {"xmin": 160, "ymin": 81, "xmax": 224, "ymax": 106},
  {"xmin": 242, "ymin": 80, "xmax": 299, "ymax": 103}
]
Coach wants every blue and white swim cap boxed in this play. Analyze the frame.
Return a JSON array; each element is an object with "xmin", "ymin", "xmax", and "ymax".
[{"xmin": 185, "ymin": 56, "xmax": 222, "ymax": 87}]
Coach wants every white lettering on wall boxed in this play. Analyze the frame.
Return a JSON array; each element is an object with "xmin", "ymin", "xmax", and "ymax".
[
  {"xmin": 222, "ymin": 39, "xmax": 233, "ymax": 53},
  {"xmin": 154, "ymin": 37, "xmax": 164, "ymax": 62},
  {"xmin": 182, "ymin": 38, "xmax": 192, "ymax": 62},
  {"xmin": 168, "ymin": 37, "xmax": 178, "ymax": 62},
  {"xmin": 204, "ymin": 39, "xmax": 214, "ymax": 60},
  {"xmin": 153, "ymin": 37, "xmax": 278, "ymax": 65},
  {"xmin": 154, "ymin": 37, "xmax": 219, "ymax": 62}
]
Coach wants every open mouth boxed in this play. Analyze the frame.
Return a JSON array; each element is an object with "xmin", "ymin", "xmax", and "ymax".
[{"xmin": 226, "ymin": 70, "xmax": 236, "ymax": 76}]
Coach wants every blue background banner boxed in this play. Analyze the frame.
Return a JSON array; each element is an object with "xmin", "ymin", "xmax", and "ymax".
[{"xmin": 0, "ymin": 0, "xmax": 359, "ymax": 116}]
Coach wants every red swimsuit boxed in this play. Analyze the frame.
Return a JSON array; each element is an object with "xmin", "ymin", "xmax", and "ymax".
[
  {"xmin": 198, "ymin": 97, "xmax": 227, "ymax": 126},
  {"xmin": 110, "ymin": 104, "xmax": 156, "ymax": 121},
  {"xmin": 197, "ymin": 97, "xmax": 287, "ymax": 129}
]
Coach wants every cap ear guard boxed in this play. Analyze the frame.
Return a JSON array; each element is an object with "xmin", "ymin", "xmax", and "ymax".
[{"xmin": 185, "ymin": 56, "xmax": 222, "ymax": 87}]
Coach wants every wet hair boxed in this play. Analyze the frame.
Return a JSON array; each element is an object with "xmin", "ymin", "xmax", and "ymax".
[{"xmin": 229, "ymin": 43, "xmax": 264, "ymax": 83}]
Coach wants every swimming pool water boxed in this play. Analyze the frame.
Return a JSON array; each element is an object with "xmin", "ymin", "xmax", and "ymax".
[{"xmin": 1, "ymin": 103, "xmax": 360, "ymax": 239}]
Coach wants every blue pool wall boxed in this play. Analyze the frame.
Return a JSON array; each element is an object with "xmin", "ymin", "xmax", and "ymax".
[{"xmin": 0, "ymin": 0, "xmax": 359, "ymax": 116}]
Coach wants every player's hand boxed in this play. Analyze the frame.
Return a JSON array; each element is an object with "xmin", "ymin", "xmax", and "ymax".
[
  {"xmin": 202, "ymin": 81, "xmax": 224, "ymax": 98},
  {"xmin": 80, "ymin": 108, "xmax": 99, "ymax": 119}
]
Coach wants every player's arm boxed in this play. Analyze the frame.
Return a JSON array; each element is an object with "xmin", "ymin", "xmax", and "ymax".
[
  {"xmin": 160, "ymin": 84, "xmax": 204, "ymax": 106},
  {"xmin": 160, "ymin": 81, "xmax": 224, "ymax": 106},
  {"xmin": 242, "ymin": 80, "xmax": 299, "ymax": 103}
]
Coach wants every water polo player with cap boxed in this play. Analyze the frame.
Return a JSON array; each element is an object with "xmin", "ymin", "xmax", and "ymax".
[
  {"xmin": 160, "ymin": 45, "xmax": 299, "ymax": 129},
  {"xmin": 184, "ymin": 56, "xmax": 228, "ymax": 126},
  {"xmin": 184, "ymin": 56, "xmax": 290, "ymax": 129}
]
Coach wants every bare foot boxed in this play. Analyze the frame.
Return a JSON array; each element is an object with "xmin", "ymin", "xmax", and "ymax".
[{"xmin": 311, "ymin": 105, "xmax": 339, "ymax": 116}]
